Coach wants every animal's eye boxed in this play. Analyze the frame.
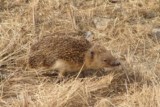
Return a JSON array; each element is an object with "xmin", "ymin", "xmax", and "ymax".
[
  {"xmin": 104, "ymin": 59, "xmax": 110, "ymax": 63},
  {"xmin": 103, "ymin": 59, "xmax": 108, "ymax": 62},
  {"xmin": 91, "ymin": 51, "xmax": 94, "ymax": 55},
  {"xmin": 90, "ymin": 51, "xmax": 94, "ymax": 59}
]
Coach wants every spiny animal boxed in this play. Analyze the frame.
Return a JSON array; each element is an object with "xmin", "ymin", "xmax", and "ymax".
[{"xmin": 29, "ymin": 36, "xmax": 120, "ymax": 78}]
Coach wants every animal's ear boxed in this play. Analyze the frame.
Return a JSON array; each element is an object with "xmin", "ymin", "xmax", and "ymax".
[{"xmin": 84, "ymin": 31, "xmax": 94, "ymax": 42}]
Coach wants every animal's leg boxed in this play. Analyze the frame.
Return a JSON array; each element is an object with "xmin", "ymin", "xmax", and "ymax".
[
  {"xmin": 52, "ymin": 59, "xmax": 69, "ymax": 80},
  {"xmin": 58, "ymin": 70, "xmax": 65, "ymax": 81}
]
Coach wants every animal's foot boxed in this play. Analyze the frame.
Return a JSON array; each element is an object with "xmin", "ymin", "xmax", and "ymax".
[
  {"xmin": 56, "ymin": 73, "xmax": 65, "ymax": 83},
  {"xmin": 42, "ymin": 70, "xmax": 58, "ymax": 77}
]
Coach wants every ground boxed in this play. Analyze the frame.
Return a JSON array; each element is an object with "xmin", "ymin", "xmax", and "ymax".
[{"xmin": 0, "ymin": 0, "xmax": 160, "ymax": 107}]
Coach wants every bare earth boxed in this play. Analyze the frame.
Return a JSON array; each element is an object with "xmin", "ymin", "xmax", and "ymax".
[{"xmin": 0, "ymin": 0, "xmax": 160, "ymax": 107}]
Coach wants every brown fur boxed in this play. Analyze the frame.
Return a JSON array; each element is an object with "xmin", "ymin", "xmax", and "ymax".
[{"xmin": 29, "ymin": 36, "xmax": 120, "ymax": 78}]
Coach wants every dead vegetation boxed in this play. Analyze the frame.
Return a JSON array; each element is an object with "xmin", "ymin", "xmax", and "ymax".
[{"xmin": 0, "ymin": 0, "xmax": 160, "ymax": 107}]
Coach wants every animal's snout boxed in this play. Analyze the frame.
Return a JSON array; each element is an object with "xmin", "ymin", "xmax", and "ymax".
[{"xmin": 110, "ymin": 60, "xmax": 121, "ymax": 66}]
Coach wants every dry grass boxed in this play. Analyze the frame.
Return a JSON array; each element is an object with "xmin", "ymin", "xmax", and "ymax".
[{"xmin": 0, "ymin": 0, "xmax": 160, "ymax": 107}]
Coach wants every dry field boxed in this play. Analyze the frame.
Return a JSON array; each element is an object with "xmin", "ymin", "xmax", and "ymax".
[{"xmin": 0, "ymin": 0, "xmax": 160, "ymax": 107}]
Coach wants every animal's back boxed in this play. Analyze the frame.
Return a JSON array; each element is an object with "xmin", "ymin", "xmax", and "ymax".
[{"xmin": 29, "ymin": 36, "xmax": 92, "ymax": 68}]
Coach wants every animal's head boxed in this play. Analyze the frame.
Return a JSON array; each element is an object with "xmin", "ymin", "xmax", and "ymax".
[{"xmin": 85, "ymin": 44, "xmax": 120, "ymax": 69}]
